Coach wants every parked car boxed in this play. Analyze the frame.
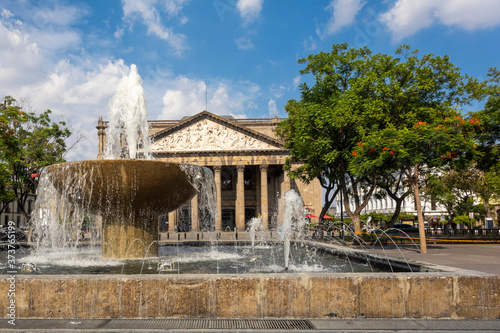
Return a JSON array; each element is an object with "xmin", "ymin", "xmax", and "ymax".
[{"xmin": 387, "ymin": 223, "xmax": 420, "ymax": 234}]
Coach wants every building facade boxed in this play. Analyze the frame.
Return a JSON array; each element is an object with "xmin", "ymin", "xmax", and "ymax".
[
  {"xmin": 0, "ymin": 197, "xmax": 35, "ymax": 228},
  {"xmin": 96, "ymin": 111, "xmax": 322, "ymax": 232}
]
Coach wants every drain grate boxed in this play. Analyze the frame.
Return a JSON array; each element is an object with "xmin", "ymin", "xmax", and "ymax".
[{"xmin": 104, "ymin": 318, "xmax": 314, "ymax": 330}]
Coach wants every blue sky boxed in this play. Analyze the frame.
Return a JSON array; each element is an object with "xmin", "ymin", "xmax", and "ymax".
[{"xmin": 1, "ymin": 0, "xmax": 499, "ymax": 160}]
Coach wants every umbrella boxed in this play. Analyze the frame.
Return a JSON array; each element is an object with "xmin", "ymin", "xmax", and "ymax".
[
  {"xmin": 305, "ymin": 214, "xmax": 318, "ymax": 218},
  {"xmin": 322, "ymin": 215, "xmax": 333, "ymax": 219}
]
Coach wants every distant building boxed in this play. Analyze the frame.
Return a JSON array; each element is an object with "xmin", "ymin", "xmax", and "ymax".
[
  {"xmin": 333, "ymin": 186, "xmax": 450, "ymax": 227},
  {"xmin": 0, "ymin": 196, "xmax": 35, "ymax": 228},
  {"xmin": 96, "ymin": 111, "xmax": 322, "ymax": 231}
]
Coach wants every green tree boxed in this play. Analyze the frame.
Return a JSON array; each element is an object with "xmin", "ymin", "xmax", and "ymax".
[
  {"xmin": 276, "ymin": 44, "xmax": 378, "ymax": 231},
  {"xmin": 423, "ymin": 167, "xmax": 477, "ymax": 219},
  {"xmin": 364, "ymin": 171, "xmax": 415, "ymax": 228},
  {"xmin": 0, "ymin": 96, "xmax": 71, "ymax": 222},
  {"xmin": 475, "ymin": 68, "xmax": 500, "ymax": 169},
  {"xmin": 344, "ymin": 45, "xmax": 479, "ymax": 251},
  {"xmin": 473, "ymin": 67, "xmax": 500, "ymax": 219},
  {"xmin": 278, "ymin": 44, "xmax": 480, "ymax": 246}
]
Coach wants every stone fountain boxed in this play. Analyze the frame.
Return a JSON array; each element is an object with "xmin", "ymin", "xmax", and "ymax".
[
  {"xmin": 35, "ymin": 64, "xmax": 210, "ymax": 259},
  {"xmin": 44, "ymin": 160, "xmax": 199, "ymax": 258}
]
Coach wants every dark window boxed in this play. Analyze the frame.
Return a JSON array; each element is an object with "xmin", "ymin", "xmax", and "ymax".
[
  {"xmin": 244, "ymin": 208, "xmax": 256, "ymax": 229},
  {"xmin": 178, "ymin": 205, "xmax": 191, "ymax": 232},
  {"xmin": 16, "ymin": 216, "xmax": 20, "ymax": 227},
  {"xmin": 221, "ymin": 209, "xmax": 234, "ymax": 231},
  {"xmin": 221, "ymin": 168, "xmax": 233, "ymax": 190},
  {"xmin": 244, "ymin": 169, "xmax": 253, "ymax": 190},
  {"xmin": 159, "ymin": 215, "xmax": 169, "ymax": 232}
]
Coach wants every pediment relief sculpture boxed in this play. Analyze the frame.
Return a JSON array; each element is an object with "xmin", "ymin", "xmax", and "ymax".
[{"xmin": 150, "ymin": 119, "xmax": 281, "ymax": 152}]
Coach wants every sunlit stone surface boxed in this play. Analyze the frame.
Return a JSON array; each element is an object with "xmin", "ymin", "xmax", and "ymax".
[{"xmin": 45, "ymin": 160, "xmax": 198, "ymax": 258}]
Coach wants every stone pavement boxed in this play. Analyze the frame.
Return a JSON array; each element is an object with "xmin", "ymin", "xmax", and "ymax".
[
  {"xmin": 368, "ymin": 243, "xmax": 500, "ymax": 275},
  {"xmin": 0, "ymin": 318, "xmax": 499, "ymax": 332}
]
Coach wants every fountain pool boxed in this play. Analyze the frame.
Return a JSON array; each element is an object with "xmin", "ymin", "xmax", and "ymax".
[{"xmin": 1, "ymin": 242, "xmax": 388, "ymax": 275}]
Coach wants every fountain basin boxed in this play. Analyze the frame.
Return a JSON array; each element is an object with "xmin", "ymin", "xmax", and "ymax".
[
  {"xmin": 1, "ymin": 271, "xmax": 498, "ymax": 319},
  {"xmin": 2, "ymin": 240, "xmax": 498, "ymax": 319},
  {"xmin": 44, "ymin": 160, "xmax": 199, "ymax": 258}
]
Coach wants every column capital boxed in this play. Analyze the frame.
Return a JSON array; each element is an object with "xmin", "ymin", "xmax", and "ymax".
[
  {"xmin": 214, "ymin": 165, "xmax": 222, "ymax": 173},
  {"xmin": 259, "ymin": 164, "xmax": 268, "ymax": 172},
  {"xmin": 237, "ymin": 164, "xmax": 245, "ymax": 172}
]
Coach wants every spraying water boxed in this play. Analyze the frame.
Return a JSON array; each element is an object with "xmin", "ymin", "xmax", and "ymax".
[
  {"xmin": 104, "ymin": 64, "xmax": 151, "ymax": 159},
  {"xmin": 278, "ymin": 190, "xmax": 307, "ymax": 270},
  {"xmin": 248, "ymin": 217, "xmax": 263, "ymax": 248}
]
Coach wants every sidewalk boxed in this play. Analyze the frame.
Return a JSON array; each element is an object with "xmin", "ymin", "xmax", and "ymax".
[
  {"xmin": 368, "ymin": 243, "xmax": 500, "ymax": 275},
  {"xmin": 1, "ymin": 317, "xmax": 499, "ymax": 332}
]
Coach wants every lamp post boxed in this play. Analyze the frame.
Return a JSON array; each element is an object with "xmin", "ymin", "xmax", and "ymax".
[{"xmin": 340, "ymin": 189, "xmax": 344, "ymax": 239}]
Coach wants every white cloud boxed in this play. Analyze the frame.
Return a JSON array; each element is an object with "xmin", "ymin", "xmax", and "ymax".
[
  {"xmin": 163, "ymin": 0, "xmax": 187, "ymax": 16},
  {"xmin": 0, "ymin": 18, "xmax": 43, "ymax": 87},
  {"xmin": 318, "ymin": 0, "xmax": 365, "ymax": 37},
  {"xmin": 235, "ymin": 36, "xmax": 254, "ymax": 50},
  {"xmin": 12, "ymin": 59, "xmax": 130, "ymax": 161},
  {"xmin": 29, "ymin": 29, "xmax": 81, "ymax": 54},
  {"xmin": 0, "ymin": 11, "xmax": 130, "ymax": 160},
  {"xmin": 1, "ymin": 9, "xmax": 14, "ymax": 19},
  {"xmin": 380, "ymin": 0, "xmax": 500, "ymax": 41},
  {"xmin": 303, "ymin": 36, "xmax": 318, "ymax": 51},
  {"xmin": 121, "ymin": 0, "xmax": 187, "ymax": 53},
  {"xmin": 237, "ymin": 0, "xmax": 263, "ymax": 25},
  {"xmin": 114, "ymin": 27, "xmax": 124, "ymax": 39},
  {"xmin": 160, "ymin": 76, "xmax": 260, "ymax": 119}
]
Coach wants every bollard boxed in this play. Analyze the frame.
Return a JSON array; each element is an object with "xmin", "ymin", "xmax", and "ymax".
[
  {"xmin": 197, "ymin": 233, "xmax": 199, "ymax": 241},
  {"xmin": 177, "ymin": 233, "xmax": 180, "ymax": 241},
  {"xmin": 235, "ymin": 231, "xmax": 238, "ymax": 240},
  {"xmin": 184, "ymin": 232, "xmax": 187, "ymax": 239},
  {"xmin": 167, "ymin": 232, "xmax": 169, "ymax": 240}
]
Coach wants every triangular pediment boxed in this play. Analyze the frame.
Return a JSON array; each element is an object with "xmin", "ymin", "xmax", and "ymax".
[{"xmin": 150, "ymin": 111, "xmax": 284, "ymax": 153}]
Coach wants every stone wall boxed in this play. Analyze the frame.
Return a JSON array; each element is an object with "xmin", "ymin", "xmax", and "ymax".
[{"xmin": 1, "ymin": 273, "xmax": 498, "ymax": 318}]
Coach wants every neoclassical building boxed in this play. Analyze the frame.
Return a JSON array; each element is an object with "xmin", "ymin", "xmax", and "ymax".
[{"xmin": 96, "ymin": 111, "xmax": 322, "ymax": 232}]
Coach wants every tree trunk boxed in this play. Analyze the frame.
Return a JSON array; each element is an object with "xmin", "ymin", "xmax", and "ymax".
[
  {"xmin": 484, "ymin": 197, "xmax": 492, "ymax": 218},
  {"xmin": 387, "ymin": 197, "xmax": 404, "ymax": 227},
  {"xmin": 411, "ymin": 165, "xmax": 427, "ymax": 254}
]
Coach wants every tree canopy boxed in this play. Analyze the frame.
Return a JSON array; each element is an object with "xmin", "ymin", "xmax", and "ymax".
[
  {"xmin": 0, "ymin": 96, "xmax": 71, "ymax": 221},
  {"xmin": 277, "ymin": 44, "xmax": 482, "ymax": 247}
]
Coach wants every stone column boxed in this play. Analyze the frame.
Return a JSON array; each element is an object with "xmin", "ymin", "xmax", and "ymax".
[
  {"xmin": 191, "ymin": 194, "xmax": 199, "ymax": 231},
  {"xmin": 236, "ymin": 164, "xmax": 246, "ymax": 231},
  {"xmin": 260, "ymin": 164, "xmax": 269, "ymax": 230},
  {"xmin": 283, "ymin": 165, "xmax": 291, "ymax": 195},
  {"xmin": 96, "ymin": 116, "xmax": 106, "ymax": 159},
  {"xmin": 168, "ymin": 210, "xmax": 177, "ymax": 232},
  {"xmin": 214, "ymin": 165, "xmax": 222, "ymax": 231},
  {"xmin": 256, "ymin": 166, "xmax": 261, "ymax": 218}
]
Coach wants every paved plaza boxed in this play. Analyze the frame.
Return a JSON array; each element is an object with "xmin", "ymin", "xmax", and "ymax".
[{"xmin": 368, "ymin": 243, "xmax": 500, "ymax": 275}]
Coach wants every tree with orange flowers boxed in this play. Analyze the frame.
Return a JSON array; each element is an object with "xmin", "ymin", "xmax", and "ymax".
[{"xmin": 278, "ymin": 44, "xmax": 482, "ymax": 251}]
